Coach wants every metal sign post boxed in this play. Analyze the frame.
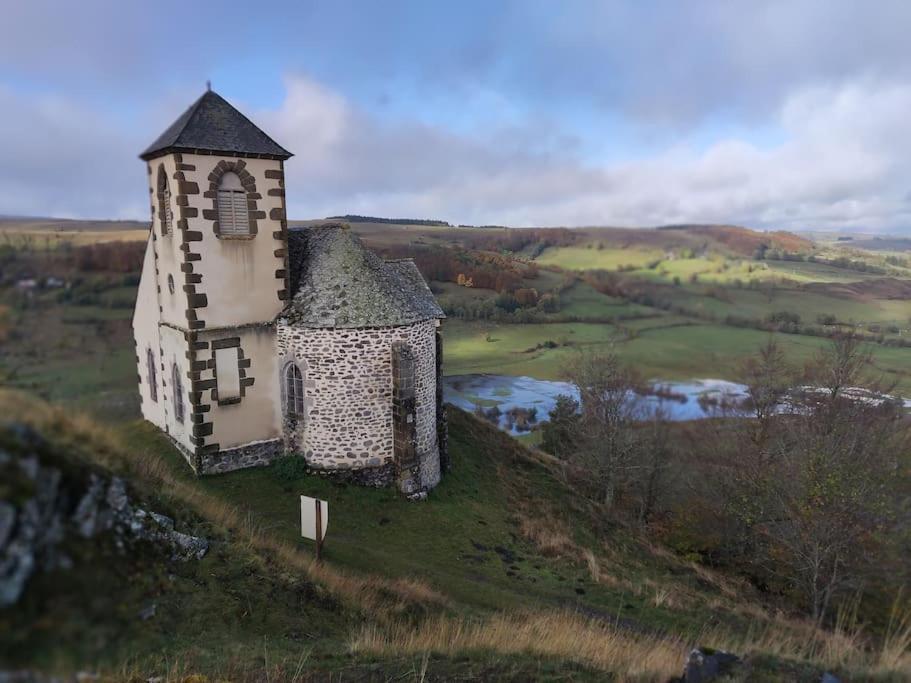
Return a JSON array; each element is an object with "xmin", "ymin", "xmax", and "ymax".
[{"xmin": 300, "ymin": 495, "xmax": 328, "ymax": 562}]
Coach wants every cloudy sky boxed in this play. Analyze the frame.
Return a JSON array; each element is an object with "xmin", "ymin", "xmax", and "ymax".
[{"xmin": 2, "ymin": 1, "xmax": 911, "ymax": 234}]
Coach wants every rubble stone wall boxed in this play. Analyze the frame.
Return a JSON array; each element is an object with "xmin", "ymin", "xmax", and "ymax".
[{"xmin": 276, "ymin": 319, "xmax": 440, "ymax": 490}]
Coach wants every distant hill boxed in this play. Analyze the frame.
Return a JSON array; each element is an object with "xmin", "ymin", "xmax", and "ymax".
[
  {"xmin": 847, "ymin": 237, "xmax": 911, "ymax": 252},
  {"xmin": 326, "ymin": 214, "xmax": 452, "ymax": 227},
  {"xmin": 0, "ymin": 217, "xmax": 148, "ymax": 233},
  {"xmin": 574, "ymin": 223, "xmax": 813, "ymax": 256},
  {"xmin": 672, "ymin": 224, "xmax": 812, "ymax": 255}
]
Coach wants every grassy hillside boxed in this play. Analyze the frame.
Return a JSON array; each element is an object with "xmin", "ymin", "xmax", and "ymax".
[
  {"xmin": 0, "ymin": 217, "xmax": 149, "ymax": 249},
  {"xmin": 3, "ymin": 390, "xmax": 910, "ymax": 680}
]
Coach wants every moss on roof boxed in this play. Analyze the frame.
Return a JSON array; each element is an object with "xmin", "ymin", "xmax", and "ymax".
[{"xmin": 285, "ymin": 225, "xmax": 444, "ymax": 328}]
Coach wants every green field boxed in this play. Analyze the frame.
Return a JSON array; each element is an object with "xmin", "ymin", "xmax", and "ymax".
[
  {"xmin": 536, "ymin": 245, "xmax": 665, "ymax": 270},
  {"xmin": 534, "ymin": 244, "xmax": 909, "ymax": 285},
  {"xmin": 661, "ymin": 284, "xmax": 911, "ymax": 330},
  {"xmin": 443, "ymin": 319, "xmax": 911, "ymax": 393}
]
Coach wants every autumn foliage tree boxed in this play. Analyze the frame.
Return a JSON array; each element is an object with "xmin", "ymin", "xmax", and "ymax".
[{"xmin": 724, "ymin": 335, "xmax": 907, "ymax": 622}]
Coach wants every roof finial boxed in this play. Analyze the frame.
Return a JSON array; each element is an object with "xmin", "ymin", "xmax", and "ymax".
[{"xmin": 206, "ymin": 80, "xmax": 212, "ymax": 92}]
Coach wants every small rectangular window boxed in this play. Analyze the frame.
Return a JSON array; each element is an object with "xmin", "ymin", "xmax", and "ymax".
[{"xmin": 215, "ymin": 347, "xmax": 241, "ymax": 400}]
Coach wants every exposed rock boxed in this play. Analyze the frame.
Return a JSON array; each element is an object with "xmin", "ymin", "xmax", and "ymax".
[
  {"xmin": 105, "ymin": 477, "xmax": 129, "ymax": 513},
  {"xmin": 169, "ymin": 531, "xmax": 209, "ymax": 561},
  {"xmin": 0, "ymin": 421, "xmax": 209, "ymax": 608},
  {"xmin": 677, "ymin": 647, "xmax": 742, "ymax": 682},
  {"xmin": 138, "ymin": 603, "xmax": 157, "ymax": 621},
  {"xmin": 72, "ymin": 476, "xmax": 104, "ymax": 539},
  {"xmin": 149, "ymin": 511, "xmax": 174, "ymax": 530}
]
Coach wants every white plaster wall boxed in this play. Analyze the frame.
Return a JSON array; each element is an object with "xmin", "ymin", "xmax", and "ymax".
[
  {"xmin": 146, "ymin": 155, "xmax": 189, "ymax": 329},
  {"xmin": 159, "ymin": 324, "xmax": 193, "ymax": 453},
  {"xmin": 182, "ymin": 154, "xmax": 286, "ymax": 329},
  {"xmin": 276, "ymin": 320, "xmax": 438, "ymax": 472},
  {"xmin": 145, "ymin": 153, "xmax": 286, "ymax": 331},
  {"xmin": 200, "ymin": 325, "xmax": 282, "ymax": 450},
  {"xmin": 132, "ymin": 234, "xmax": 166, "ymax": 429}
]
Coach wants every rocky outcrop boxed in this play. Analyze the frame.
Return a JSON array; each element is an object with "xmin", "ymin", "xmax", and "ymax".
[
  {"xmin": 0, "ymin": 423, "xmax": 207, "ymax": 608},
  {"xmin": 675, "ymin": 648, "xmax": 742, "ymax": 682}
]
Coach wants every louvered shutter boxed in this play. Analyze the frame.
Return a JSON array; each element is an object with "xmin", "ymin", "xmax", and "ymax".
[
  {"xmin": 164, "ymin": 186, "xmax": 174, "ymax": 232},
  {"xmin": 218, "ymin": 189, "xmax": 249, "ymax": 235}
]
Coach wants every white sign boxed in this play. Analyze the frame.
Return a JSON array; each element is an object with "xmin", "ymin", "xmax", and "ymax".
[{"xmin": 300, "ymin": 495, "xmax": 328, "ymax": 542}]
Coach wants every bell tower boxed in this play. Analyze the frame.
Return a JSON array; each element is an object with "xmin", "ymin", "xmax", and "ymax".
[{"xmin": 134, "ymin": 89, "xmax": 293, "ymax": 473}]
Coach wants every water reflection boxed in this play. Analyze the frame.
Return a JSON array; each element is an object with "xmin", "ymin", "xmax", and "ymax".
[{"xmin": 442, "ymin": 374, "xmax": 750, "ymax": 435}]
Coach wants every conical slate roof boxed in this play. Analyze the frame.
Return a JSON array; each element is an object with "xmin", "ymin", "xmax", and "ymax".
[
  {"xmin": 285, "ymin": 225, "xmax": 445, "ymax": 328},
  {"xmin": 140, "ymin": 90, "xmax": 292, "ymax": 161}
]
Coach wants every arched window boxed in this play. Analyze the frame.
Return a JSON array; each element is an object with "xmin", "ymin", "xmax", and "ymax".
[
  {"xmin": 283, "ymin": 362, "xmax": 304, "ymax": 417},
  {"xmin": 172, "ymin": 363, "xmax": 185, "ymax": 423},
  {"xmin": 146, "ymin": 348, "xmax": 158, "ymax": 402},
  {"xmin": 216, "ymin": 171, "xmax": 250, "ymax": 236},
  {"xmin": 156, "ymin": 165, "xmax": 173, "ymax": 235}
]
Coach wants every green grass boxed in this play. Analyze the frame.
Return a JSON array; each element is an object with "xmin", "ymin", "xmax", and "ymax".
[
  {"xmin": 557, "ymin": 280, "xmax": 651, "ymax": 318},
  {"xmin": 9, "ymin": 393, "xmax": 853, "ymax": 681},
  {"xmin": 444, "ymin": 320, "xmax": 623, "ymax": 379},
  {"xmin": 661, "ymin": 284, "xmax": 911, "ymax": 331},
  {"xmin": 536, "ymin": 246, "xmax": 664, "ymax": 270},
  {"xmin": 117, "ymin": 409, "xmax": 763, "ymax": 636},
  {"xmin": 1, "ymin": 302, "xmax": 138, "ymax": 421},
  {"xmin": 761, "ymin": 259, "xmax": 889, "ymax": 283},
  {"xmin": 534, "ymin": 245, "xmax": 911, "ymax": 290},
  {"xmin": 442, "ymin": 319, "xmax": 911, "ymax": 393}
]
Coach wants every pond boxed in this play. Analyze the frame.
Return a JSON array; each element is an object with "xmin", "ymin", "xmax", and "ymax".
[
  {"xmin": 443, "ymin": 374, "xmax": 911, "ymax": 436},
  {"xmin": 442, "ymin": 374, "xmax": 752, "ymax": 435}
]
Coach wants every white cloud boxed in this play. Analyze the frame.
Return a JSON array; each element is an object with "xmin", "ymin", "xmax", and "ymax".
[
  {"xmin": 0, "ymin": 86, "xmax": 148, "ymax": 219},
  {"xmin": 270, "ymin": 74, "xmax": 911, "ymax": 233},
  {"xmin": 1, "ymin": 73, "xmax": 910, "ymax": 235}
]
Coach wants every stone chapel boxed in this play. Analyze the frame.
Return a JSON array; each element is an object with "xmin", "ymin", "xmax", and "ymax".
[{"xmin": 132, "ymin": 89, "xmax": 447, "ymax": 496}]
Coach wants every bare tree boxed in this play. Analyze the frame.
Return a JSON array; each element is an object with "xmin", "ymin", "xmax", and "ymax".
[
  {"xmin": 739, "ymin": 336, "xmax": 792, "ymax": 452},
  {"xmin": 726, "ymin": 335, "xmax": 906, "ymax": 623},
  {"xmin": 635, "ymin": 406, "xmax": 672, "ymax": 525},
  {"xmin": 562, "ymin": 351, "xmax": 643, "ymax": 510}
]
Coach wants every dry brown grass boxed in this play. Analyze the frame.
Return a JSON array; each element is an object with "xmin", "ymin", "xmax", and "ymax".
[
  {"xmin": 351, "ymin": 604, "xmax": 911, "ymax": 681},
  {"xmin": 702, "ymin": 601, "xmax": 911, "ymax": 679},
  {"xmin": 6, "ymin": 389, "xmax": 909, "ymax": 680},
  {"xmin": 350, "ymin": 611, "xmax": 686, "ymax": 682},
  {"xmin": 0, "ymin": 389, "xmax": 447, "ymax": 619},
  {"xmin": 515, "ymin": 511, "xmax": 576, "ymax": 558},
  {"xmin": 0, "ymin": 227, "xmax": 148, "ymax": 248},
  {"xmin": 878, "ymin": 598, "xmax": 911, "ymax": 674}
]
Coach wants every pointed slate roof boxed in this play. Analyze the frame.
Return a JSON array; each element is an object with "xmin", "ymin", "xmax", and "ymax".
[
  {"xmin": 140, "ymin": 90, "xmax": 292, "ymax": 161},
  {"xmin": 285, "ymin": 224, "xmax": 445, "ymax": 328}
]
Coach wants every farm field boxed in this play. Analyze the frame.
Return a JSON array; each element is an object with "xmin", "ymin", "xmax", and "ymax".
[
  {"xmin": 537, "ymin": 244, "xmax": 910, "ymax": 284},
  {"xmin": 0, "ymin": 217, "xmax": 149, "ymax": 249},
  {"xmin": 535, "ymin": 245, "xmax": 665, "ymax": 270},
  {"xmin": 3, "ymin": 218, "xmax": 910, "ymax": 422},
  {"xmin": 443, "ymin": 319, "xmax": 911, "ymax": 393},
  {"xmin": 659, "ymin": 283, "xmax": 911, "ymax": 331}
]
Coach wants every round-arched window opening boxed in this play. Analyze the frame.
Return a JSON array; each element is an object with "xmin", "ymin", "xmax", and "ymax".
[
  {"xmin": 167, "ymin": 274, "xmax": 175, "ymax": 294},
  {"xmin": 216, "ymin": 171, "xmax": 250, "ymax": 237}
]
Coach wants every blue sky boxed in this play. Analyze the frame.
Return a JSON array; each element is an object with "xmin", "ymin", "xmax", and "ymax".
[{"xmin": 2, "ymin": 0, "xmax": 911, "ymax": 233}]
